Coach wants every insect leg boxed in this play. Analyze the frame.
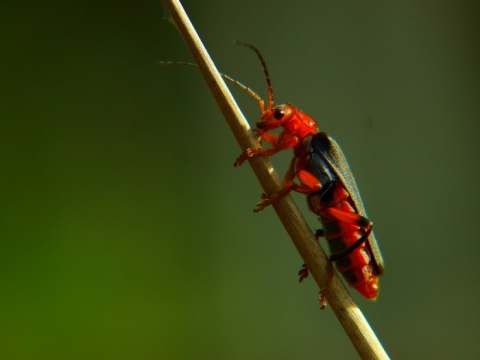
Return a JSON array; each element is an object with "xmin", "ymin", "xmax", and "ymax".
[
  {"xmin": 328, "ymin": 227, "xmax": 372, "ymax": 261},
  {"xmin": 298, "ymin": 263, "xmax": 309, "ymax": 282},
  {"xmin": 234, "ymin": 147, "xmax": 280, "ymax": 167},
  {"xmin": 254, "ymin": 160, "xmax": 323, "ymax": 212},
  {"xmin": 321, "ymin": 207, "xmax": 373, "ymax": 262},
  {"xmin": 234, "ymin": 131, "xmax": 280, "ymax": 167},
  {"xmin": 324, "ymin": 207, "xmax": 372, "ymax": 229},
  {"xmin": 298, "ymin": 228, "xmax": 324, "ymax": 282},
  {"xmin": 318, "ymin": 291, "xmax": 327, "ymax": 310},
  {"xmin": 253, "ymin": 186, "xmax": 294, "ymax": 212}
]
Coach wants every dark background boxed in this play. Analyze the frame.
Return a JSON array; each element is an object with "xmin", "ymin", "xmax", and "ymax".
[{"xmin": 1, "ymin": 0, "xmax": 479, "ymax": 358}]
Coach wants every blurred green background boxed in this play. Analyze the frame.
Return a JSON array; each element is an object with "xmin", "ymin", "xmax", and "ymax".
[{"xmin": 1, "ymin": 0, "xmax": 479, "ymax": 358}]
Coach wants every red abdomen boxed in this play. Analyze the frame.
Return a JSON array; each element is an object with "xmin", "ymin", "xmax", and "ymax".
[{"xmin": 308, "ymin": 184, "xmax": 379, "ymax": 299}]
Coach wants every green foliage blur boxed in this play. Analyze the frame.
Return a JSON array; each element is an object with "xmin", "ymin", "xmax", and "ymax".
[{"xmin": 1, "ymin": 0, "xmax": 479, "ymax": 359}]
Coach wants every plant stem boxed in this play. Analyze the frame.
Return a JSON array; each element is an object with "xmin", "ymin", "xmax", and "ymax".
[{"xmin": 162, "ymin": 1, "xmax": 389, "ymax": 359}]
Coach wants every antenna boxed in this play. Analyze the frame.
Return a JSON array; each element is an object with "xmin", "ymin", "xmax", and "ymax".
[
  {"xmin": 158, "ymin": 61, "xmax": 265, "ymax": 112},
  {"xmin": 234, "ymin": 41, "xmax": 274, "ymax": 112}
]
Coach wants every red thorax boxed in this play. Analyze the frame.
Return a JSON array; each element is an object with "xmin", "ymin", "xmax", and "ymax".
[{"xmin": 255, "ymin": 103, "xmax": 317, "ymax": 151}]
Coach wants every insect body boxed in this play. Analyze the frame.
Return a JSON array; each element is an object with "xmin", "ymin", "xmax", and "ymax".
[
  {"xmin": 298, "ymin": 131, "xmax": 382, "ymax": 299},
  {"xmin": 159, "ymin": 42, "xmax": 384, "ymax": 299},
  {"xmin": 233, "ymin": 43, "xmax": 384, "ymax": 300}
]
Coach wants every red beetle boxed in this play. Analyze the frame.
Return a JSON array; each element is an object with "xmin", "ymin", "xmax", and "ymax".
[{"xmin": 234, "ymin": 43, "xmax": 384, "ymax": 299}]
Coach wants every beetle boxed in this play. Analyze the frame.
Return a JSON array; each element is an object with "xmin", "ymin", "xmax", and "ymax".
[{"xmin": 233, "ymin": 42, "xmax": 384, "ymax": 299}]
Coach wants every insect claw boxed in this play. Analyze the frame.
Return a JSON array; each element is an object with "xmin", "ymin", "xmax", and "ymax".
[
  {"xmin": 234, "ymin": 147, "xmax": 265, "ymax": 167},
  {"xmin": 298, "ymin": 263, "xmax": 309, "ymax": 282},
  {"xmin": 253, "ymin": 193, "xmax": 273, "ymax": 212},
  {"xmin": 234, "ymin": 152, "xmax": 248, "ymax": 167},
  {"xmin": 253, "ymin": 205, "xmax": 263, "ymax": 213},
  {"xmin": 245, "ymin": 148, "xmax": 261, "ymax": 157},
  {"xmin": 318, "ymin": 292, "xmax": 327, "ymax": 310},
  {"xmin": 253, "ymin": 202, "xmax": 267, "ymax": 212}
]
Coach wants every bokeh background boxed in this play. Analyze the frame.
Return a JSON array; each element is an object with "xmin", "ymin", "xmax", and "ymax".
[{"xmin": 1, "ymin": 0, "xmax": 479, "ymax": 358}]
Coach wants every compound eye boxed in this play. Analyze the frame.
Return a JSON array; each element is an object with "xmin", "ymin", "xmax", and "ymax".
[{"xmin": 273, "ymin": 107, "xmax": 285, "ymax": 120}]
